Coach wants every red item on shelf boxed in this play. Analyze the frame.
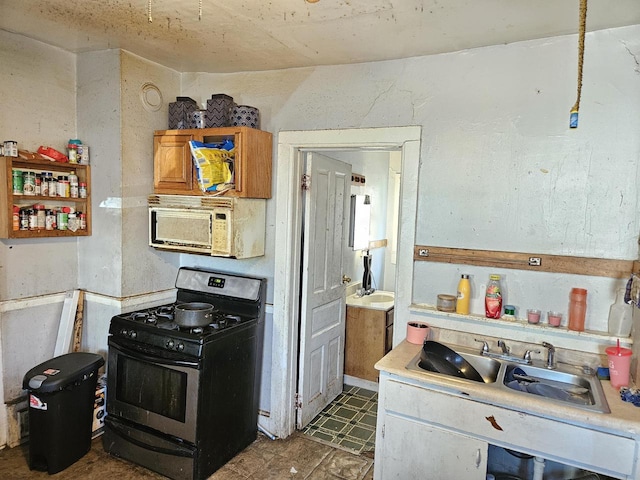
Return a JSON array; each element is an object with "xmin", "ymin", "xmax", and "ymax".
[{"xmin": 37, "ymin": 146, "xmax": 69, "ymax": 163}]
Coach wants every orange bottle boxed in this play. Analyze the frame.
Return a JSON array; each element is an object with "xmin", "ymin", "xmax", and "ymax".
[{"xmin": 568, "ymin": 288, "xmax": 587, "ymax": 331}]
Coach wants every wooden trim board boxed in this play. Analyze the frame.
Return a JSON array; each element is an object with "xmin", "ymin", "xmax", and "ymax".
[{"xmin": 414, "ymin": 245, "xmax": 635, "ymax": 279}]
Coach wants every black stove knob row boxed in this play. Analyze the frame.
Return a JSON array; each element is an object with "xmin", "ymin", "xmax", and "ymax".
[{"xmin": 119, "ymin": 328, "xmax": 137, "ymax": 339}]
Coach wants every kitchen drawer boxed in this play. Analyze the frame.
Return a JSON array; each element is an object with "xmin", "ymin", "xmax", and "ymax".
[{"xmin": 383, "ymin": 379, "xmax": 636, "ymax": 477}]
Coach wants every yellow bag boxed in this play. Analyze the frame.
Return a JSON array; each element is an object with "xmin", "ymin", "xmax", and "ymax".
[{"xmin": 188, "ymin": 140, "xmax": 235, "ymax": 192}]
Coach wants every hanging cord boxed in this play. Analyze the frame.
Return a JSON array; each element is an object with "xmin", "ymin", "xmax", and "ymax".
[
  {"xmin": 570, "ymin": 0, "xmax": 588, "ymax": 128},
  {"xmin": 199, "ymin": 0, "xmax": 203, "ymax": 20}
]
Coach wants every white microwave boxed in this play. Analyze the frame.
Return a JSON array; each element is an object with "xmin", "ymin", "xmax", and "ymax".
[{"xmin": 148, "ymin": 195, "xmax": 265, "ymax": 258}]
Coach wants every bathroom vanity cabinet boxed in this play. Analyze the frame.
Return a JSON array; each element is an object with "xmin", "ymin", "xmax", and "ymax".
[
  {"xmin": 344, "ymin": 306, "xmax": 394, "ymax": 382},
  {"xmin": 374, "ymin": 342, "xmax": 637, "ymax": 480}
]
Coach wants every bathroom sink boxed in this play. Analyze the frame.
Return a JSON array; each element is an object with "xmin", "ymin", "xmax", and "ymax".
[
  {"xmin": 405, "ymin": 342, "xmax": 610, "ymax": 414},
  {"xmin": 346, "ymin": 291, "xmax": 394, "ymax": 309},
  {"xmin": 365, "ymin": 293, "xmax": 394, "ymax": 304}
]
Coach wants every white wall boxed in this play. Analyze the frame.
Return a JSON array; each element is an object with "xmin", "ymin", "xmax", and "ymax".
[
  {"xmin": 330, "ymin": 150, "xmax": 394, "ymax": 291},
  {"xmin": 1, "ymin": 23, "xmax": 639, "ymax": 443},
  {"xmin": 0, "ymin": 31, "xmax": 78, "ymax": 301},
  {"xmin": 183, "ymin": 25, "xmax": 640, "ymax": 334},
  {"xmin": 77, "ymin": 49, "xmax": 182, "ymax": 300}
]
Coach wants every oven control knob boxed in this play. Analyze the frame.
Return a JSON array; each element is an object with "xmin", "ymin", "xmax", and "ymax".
[
  {"xmin": 166, "ymin": 339, "xmax": 175, "ymax": 349},
  {"xmin": 176, "ymin": 343, "xmax": 185, "ymax": 352},
  {"xmin": 120, "ymin": 328, "xmax": 128, "ymax": 337},
  {"xmin": 129, "ymin": 330, "xmax": 137, "ymax": 339}
]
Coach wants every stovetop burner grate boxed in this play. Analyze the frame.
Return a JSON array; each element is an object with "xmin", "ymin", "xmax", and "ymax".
[{"xmin": 118, "ymin": 304, "xmax": 251, "ymax": 338}]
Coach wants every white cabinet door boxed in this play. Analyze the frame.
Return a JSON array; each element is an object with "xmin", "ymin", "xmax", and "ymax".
[{"xmin": 375, "ymin": 413, "xmax": 487, "ymax": 480}]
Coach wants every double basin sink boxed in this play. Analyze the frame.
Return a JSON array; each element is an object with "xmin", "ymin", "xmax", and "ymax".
[{"xmin": 406, "ymin": 343, "xmax": 610, "ymax": 414}]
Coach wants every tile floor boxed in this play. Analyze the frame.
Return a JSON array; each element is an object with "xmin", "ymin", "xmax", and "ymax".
[
  {"xmin": 0, "ymin": 433, "xmax": 374, "ymax": 480},
  {"xmin": 0, "ymin": 386, "xmax": 377, "ymax": 479},
  {"xmin": 301, "ymin": 386, "xmax": 377, "ymax": 456}
]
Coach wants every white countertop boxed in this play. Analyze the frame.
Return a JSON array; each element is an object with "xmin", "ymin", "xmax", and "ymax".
[{"xmin": 375, "ymin": 341, "xmax": 640, "ymax": 439}]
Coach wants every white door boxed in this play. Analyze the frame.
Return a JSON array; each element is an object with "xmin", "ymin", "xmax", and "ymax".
[{"xmin": 296, "ymin": 152, "xmax": 352, "ymax": 429}]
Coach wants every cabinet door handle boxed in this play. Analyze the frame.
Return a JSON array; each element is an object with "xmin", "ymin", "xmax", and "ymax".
[{"xmin": 475, "ymin": 448, "xmax": 481, "ymax": 468}]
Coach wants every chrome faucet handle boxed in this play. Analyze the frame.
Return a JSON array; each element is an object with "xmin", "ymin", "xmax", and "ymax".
[
  {"xmin": 542, "ymin": 342, "xmax": 556, "ymax": 369},
  {"xmin": 474, "ymin": 339, "xmax": 490, "ymax": 353},
  {"xmin": 497, "ymin": 339, "xmax": 510, "ymax": 354},
  {"xmin": 523, "ymin": 349, "xmax": 541, "ymax": 363}
]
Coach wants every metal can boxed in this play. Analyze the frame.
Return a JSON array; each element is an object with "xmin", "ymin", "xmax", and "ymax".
[
  {"xmin": 22, "ymin": 171, "xmax": 36, "ymax": 195},
  {"xmin": 57, "ymin": 212, "xmax": 68, "ymax": 230},
  {"xmin": 12, "ymin": 170, "xmax": 23, "ymax": 194}
]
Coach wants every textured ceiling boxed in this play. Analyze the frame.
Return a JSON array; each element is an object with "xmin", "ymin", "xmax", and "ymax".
[{"xmin": 1, "ymin": 0, "xmax": 639, "ymax": 73}]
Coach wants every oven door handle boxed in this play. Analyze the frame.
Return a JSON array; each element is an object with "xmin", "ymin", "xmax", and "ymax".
[{"xmin": 110, "ymin": 337, "xmax": 200, "ymax": 369}]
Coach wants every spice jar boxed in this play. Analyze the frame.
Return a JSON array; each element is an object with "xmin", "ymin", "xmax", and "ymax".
[{"xmin": 19, "ymin": 210, "xmax": 28, "ymax": 230}]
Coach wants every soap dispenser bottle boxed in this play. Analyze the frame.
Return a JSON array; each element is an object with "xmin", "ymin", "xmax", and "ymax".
[{"xmin": 608, "ymin": 288, "xmax": 633, "ymax": 337}]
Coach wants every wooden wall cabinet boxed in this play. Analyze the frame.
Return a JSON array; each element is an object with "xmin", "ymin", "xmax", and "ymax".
[
  {"xmin": 153, "ymin": 126, "xmax": 272, "ymax": 198},
  {"xmin": 344, "ymin": 306, "xmax": 394, "ymax": 382},
  {"xmin": 1, "ymin": 156, "xmax": 91, "ymax": 238}
]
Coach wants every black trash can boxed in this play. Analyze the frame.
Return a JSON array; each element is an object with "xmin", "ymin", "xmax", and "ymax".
[{"xmin": 22, "ymin": 352, "xmax": 105, "ymax": 474}]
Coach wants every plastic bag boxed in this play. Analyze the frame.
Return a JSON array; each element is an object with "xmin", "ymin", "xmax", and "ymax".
[{"xmin": 188, "ymin": 140, "xmax": 235, "ymax": 192}]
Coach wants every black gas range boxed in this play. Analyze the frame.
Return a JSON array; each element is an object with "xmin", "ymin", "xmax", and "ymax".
[
  {"xmin": 103, "ymin": 267, "xmax": 266, "ymax": 480},
  {"xmin": 109, "ymin": 303, "xmax": 255, "ymax": 357}
]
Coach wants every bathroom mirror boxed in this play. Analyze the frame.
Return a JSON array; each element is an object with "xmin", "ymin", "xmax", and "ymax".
[{"xmin": 349, "ymin": 194, "xmax": 371, "ymax": 250}]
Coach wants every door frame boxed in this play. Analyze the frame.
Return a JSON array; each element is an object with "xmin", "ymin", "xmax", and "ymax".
[{"xmin": 271, "ymin": 127, "xmax": 421, "ymax": 439}]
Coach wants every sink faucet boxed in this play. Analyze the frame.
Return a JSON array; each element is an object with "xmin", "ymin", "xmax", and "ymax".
[
  {"xmin": 474, "ymin": 338, "xmax": 532, "ymax": 365},
  {"xmin": 497, "ymin": 339, "xmax": 510, "ymax": 354},
  {"xmin": 542, "ymin": 342, "xmax": 556, "ymax": 370},
  {"xmin": 474, "ymin": 339, "xmax": 489, "ymax": 353}
]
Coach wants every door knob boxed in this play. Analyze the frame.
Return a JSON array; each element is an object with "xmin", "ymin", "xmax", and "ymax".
[{"xmin": 342, "ymin": 275, "xmax": 351, "ymax": 284}]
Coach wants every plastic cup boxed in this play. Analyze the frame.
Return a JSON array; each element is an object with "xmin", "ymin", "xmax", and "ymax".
[
  {"xmin": 527, "ymin": 309, "xmax": 541, "ymax": 324},
  {"xmin": 547, "ymin": 311, "xmax": 562, "ymax": 327},
  {"xmin": 605, "ymin": 346, "xmax": 633, "ymax": 389}
]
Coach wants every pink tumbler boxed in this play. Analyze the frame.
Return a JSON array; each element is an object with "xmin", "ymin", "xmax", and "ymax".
[{"xmin": 605, "ymin": 346, "xmax": 633, "ymax": 389}]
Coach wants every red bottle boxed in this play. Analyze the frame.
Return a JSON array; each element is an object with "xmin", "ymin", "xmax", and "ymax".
[{"xmin": 485, "ymin": 274, "xmax": 502, "ymax": 319}]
